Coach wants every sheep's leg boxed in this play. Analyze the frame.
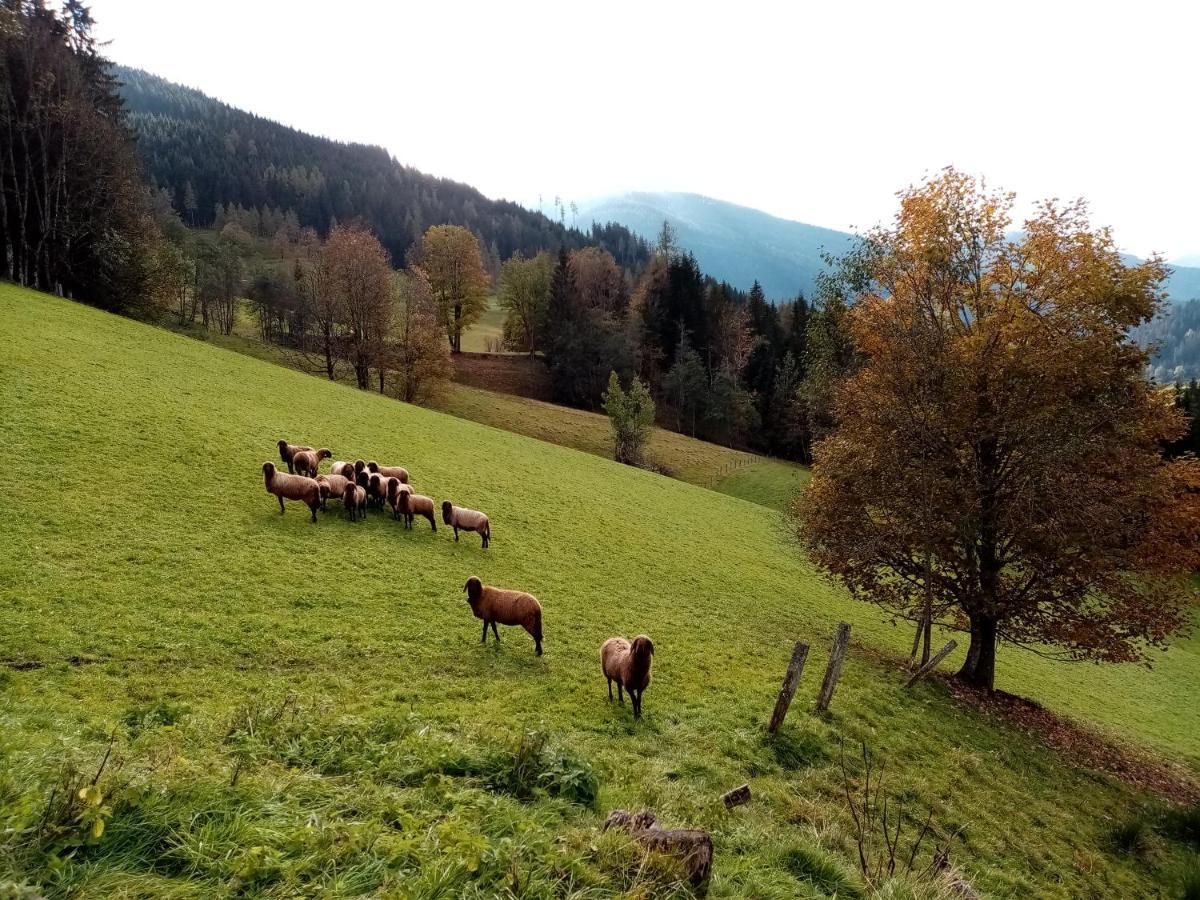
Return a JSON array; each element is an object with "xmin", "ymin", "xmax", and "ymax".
[
  {"xmin": 617, "ymin": 683, "xmax": 624, "ymax": 703},
  {"xmin": 633, "ymin": 690, "xmax": 642, "ymax": 719},
  {"xmin": 481, "ymin": 619, "xmax": 489, "ymax": 643},
  {"xmin": 607, "ymin": 678, "xmax": 613, "ymax": 701},
  {"xmin": 491, "ymin": 621, "xmax": 500, "ymax": 641},
  {"xmin": 309, "ymin": 502, "xmax": 318, "ymax": 523},
  {"xmin": 428, "ymin": 515, "xmax": 436, "ymax": 532},
  {"xmin": 278, "ymin": 495, "xmax": 286, "ymax": 514},
  {"xmin": 481, "ymin": 531, "xmax": 489, "ymax": 549},
  {"xmin": 454, "ymin": 527, "xmax": 459, "ymax": 542}
]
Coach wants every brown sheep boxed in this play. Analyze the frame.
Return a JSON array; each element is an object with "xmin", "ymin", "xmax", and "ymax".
[
  {"xmin": 601, "ymin": 635, "xmax": 654, "ymax": 719},
  {"xmin": 292, "ymin": 448, "xmax": 331, "ymax": 478},
  {"xmin": 329, "ymin": 460, "xmax": 356, "ymax": 479},
  {"xmin": 356, "ymin": 470, "xmax": 385, "ymax": 509},
  {"xmin": 399, "ymin": 492, "xmax": 437, "ymax": 531},
  {"xmin": 315, "ymin": 473, "xmax": 352, "ymax": 511},
  {"xmin": 365, "ymin": 472, "xmax": 395, "ymax": 511},
  {"xmin": 277, "ymin": 440, "xmax": 313, "ymax": 474},
  {"xmin": 367, "ymin": 461, "xmax": 409, "ymax": 484},
  {"xmin": 463, "ymin": 576, "xmax": 542, "ymax": 655},
  {"xmin": 386, "ymin": 477, "xmax": 414, "ymax": 521},
  {"xmin": 343, "ymin": 481, "xmax": 368, "ymax": 521},
  {"xmin": 262, "ymin": 462, "xmax": 321, "ymax": 523},
  {"xmin": 353, "ymin": 459, "xmax": 368, "ymax": 477},
  {"xmin": 442, "ymin": 501, "xmax": 490, "ymax": 548}
]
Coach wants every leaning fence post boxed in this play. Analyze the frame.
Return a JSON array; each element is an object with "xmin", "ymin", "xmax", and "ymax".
[
  {"xmin": 904, "ymin": 639, "xmax": 957, "ymax": 688},
  {"xmin": 767, "ymin": 641, "xmax": 809, "ymax": 733},
  {"xmin": 815, "ymin": 623, "xmax": 851, "ymax": 712}
]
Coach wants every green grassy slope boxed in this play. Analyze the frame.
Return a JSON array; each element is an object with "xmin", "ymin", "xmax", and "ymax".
[
  {"xmin": 0, "ymin": 285, "xmax": 1196, "ymax": 897},
  {"xmin": 458, "ymin": 296, "xmax": 508, "ymax": 353}
]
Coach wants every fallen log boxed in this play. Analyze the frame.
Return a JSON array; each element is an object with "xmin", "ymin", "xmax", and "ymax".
[
  {"xmin": 604, "ymin": 809, "xmax": 713, "ymax": 891},
  {"xmin": 905, "ymin": 639, "xmax": 957, "ymax": 688}
]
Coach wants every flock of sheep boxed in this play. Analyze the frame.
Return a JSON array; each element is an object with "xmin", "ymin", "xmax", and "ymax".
[{"xmin": 263, "ymin": 440, "xmax": 656, "ymax": 717}]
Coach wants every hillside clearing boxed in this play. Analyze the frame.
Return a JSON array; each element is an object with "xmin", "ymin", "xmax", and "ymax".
[{"xmin": 1, "ymin": 286, "xmax": 1197, "ymax": 897}]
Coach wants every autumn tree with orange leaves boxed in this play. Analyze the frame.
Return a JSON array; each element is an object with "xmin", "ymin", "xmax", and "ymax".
[{"xmin": 790, "ymin": 169, "xmax": 1200, "ymax": 691}]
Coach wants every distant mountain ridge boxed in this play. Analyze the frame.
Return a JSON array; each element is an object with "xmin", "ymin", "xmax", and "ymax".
[
  {"xmin": 579, "ymin": 191, "xmax": 1200, "ymax": 306},
  {"xmin": 576, "ymin": 192, "xmax": 856, "ymax": 301}
]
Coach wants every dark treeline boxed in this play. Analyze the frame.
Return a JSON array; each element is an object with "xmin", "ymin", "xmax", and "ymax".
[
  {"xmin": 114, "ymin": 67, "xmax": 650, "ymax": 273},
  {"xmin": 0, "ymin": 2, "xmax": 167, "ymax": 314},
  {"xmin": 1166, "ymin": 380, "xmax": 1200, "ymax": 458}
]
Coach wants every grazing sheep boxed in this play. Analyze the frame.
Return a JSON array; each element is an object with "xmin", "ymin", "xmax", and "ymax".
[
  {"xmin": 365, "ymin": 472, "xmax": 395, "ymax": 511},
  {"xmin": 463, "ymin": 576, "xmax": 542, "ymax": 655},
  {"xmin": 367, "ymin": 461, "xmax": 410, "ymax": 484},
  {"xmin": 277, "ymin": 440, "xmax": 313, "ymax": 474},
  {"xmin": 343, "ymin": 481, "xmax": 368, "ymax": 521},
  {"xmin": 290, "ymin": 448, "xmax": 331, "ymax": 478},
  {"xmin": 354, "ymin": 460, "xmax": 367, "ymax": 477},
  {"xmin": 442, "ymin": 501, "xmax": 490, "ymax": 548},
  {"xmin": 315, "ymin": 473, "xmax": 351, "ymax": 511},
  {"xmin": 262, "ymin": 462, "xmax": 321, "ymax": 523},
  {"xmin": 386, "ymin": 478, "xmax": 414, "ymax": 521},
  {"xmin": 399, "ymin": 492, "xmax": 437, "ymax": 531},
  {"xmin": 329, "ymin": 460, "xmax": 356, "ymax": 479},
  {"xmin": 601, "ymin": 635, "xmax": 654, "ymax": 719}
]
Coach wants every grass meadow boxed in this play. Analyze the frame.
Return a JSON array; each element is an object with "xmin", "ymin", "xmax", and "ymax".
[{"xmin": 1, "ymin": 285, "xmax": 1197, "ymax": 897}]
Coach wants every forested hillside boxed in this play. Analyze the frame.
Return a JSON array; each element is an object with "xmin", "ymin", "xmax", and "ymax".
[
  {"xmin": 1137, "ymin": 298, "xmax": 1200, "ymax": 382},
  {"xmin": 114, "ymin": 67, "xmax": 649, "ymax": 271}
]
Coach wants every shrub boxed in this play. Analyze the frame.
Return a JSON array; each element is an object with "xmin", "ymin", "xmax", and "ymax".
[
  {"xmin": 780, "ymin": 842, "xmax": 862, "ymax": 897},
  {"xmin": 1163, "ymin": 805, "xmax": 1200, "ymax": 850},
  {"xmin": 1109, "ymin": 817, "xmax": 1152, "ymax": 857},
  {"xmin": 602, "ymin": 371, "xmax": 655, "ymax": 466},
  {"xmin": 482, "ymin": 730, "xmax": 598, "ymax": 808}
]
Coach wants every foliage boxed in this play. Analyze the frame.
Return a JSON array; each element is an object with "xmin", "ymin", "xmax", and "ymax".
[
  {"xmin": 601, "ymin": 372, "xmax": 656, "ymax": 466},
  {"xmin": 497, "ymin": 251, "xmax": 552, "ymax": 356},
  {"xmin": 791, "ymin": 168, "xmax": 1200, "ymax": 691},
  {"xmin": 411, "ymin": 225, "xmax": 491, "ymax": 353},
  {"xmin": 390, "ymin": 269, "xmax": 452, "ymax": 403}
]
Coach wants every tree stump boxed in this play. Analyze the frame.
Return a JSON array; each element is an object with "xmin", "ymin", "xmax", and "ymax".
[
  {"xmin": 721, "ymin": 783, "xmax": 751, "ymax": 808},
  {"xmin": 767, "ymin": 641, "xmax": 809, "ymax": 733},
  {"xmin": 815, "ymin": 622, "xmax": 850, "ymax": 712},
  {"xmin": 604, "ymin": 809, "xmax": 713, "ymax": 892}
]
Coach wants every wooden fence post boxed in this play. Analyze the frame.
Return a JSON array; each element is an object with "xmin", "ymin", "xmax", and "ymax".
[
  {"xmin": 767, "ymin": 641, "xmax": 809, "ymax": 734},
  {"xmin": 721, "ymin": 783, "xmax": 751, "ymax": 809},
  {"xmin": 905, "ymin": 639, "xmax": 957, "ymax": 688},
  {"xmin": 815, "ymin": 623, "xmax": 851, "ymax": 712}
]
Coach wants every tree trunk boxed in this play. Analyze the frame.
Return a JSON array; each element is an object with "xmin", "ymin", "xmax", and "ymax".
[{"xmin": 956, "ymin": 613, "xmax": 997, "ymax": 691}]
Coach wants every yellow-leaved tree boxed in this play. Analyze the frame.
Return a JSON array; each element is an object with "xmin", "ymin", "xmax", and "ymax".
[{"xmin": 411, "ymin": 224, "xmax": 491, "ymax": 353}]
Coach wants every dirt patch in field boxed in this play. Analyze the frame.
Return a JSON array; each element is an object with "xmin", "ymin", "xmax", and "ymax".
[{"xmin": 452, "ymin": 352, "xmax": 553, "ymax": 401}]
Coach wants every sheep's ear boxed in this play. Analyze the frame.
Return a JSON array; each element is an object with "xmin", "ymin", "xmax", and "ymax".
[{"xmin": 462, "ymin": 580, "xmax": 469, "ymax": 592}]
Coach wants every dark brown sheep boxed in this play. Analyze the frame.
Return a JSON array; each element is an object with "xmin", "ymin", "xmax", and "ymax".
[
  {"xmin": 292, "ymin": 448, "xmax": 331, "ymax": 478},
  {"xmin": 386, "ymin": 477, "xmax": 414, "ymax": 521},
  {"xmin": 442, "ymin": 501, "xmax": 490, "ymax": 548},
  {"xmin": 277, "ymin": 440, "xmax": 313, "ymax": 474},
  {"xmin": 343, "ymin": 481, "xmax": 368, "ymax": 521},
  {"xmin": 463, "ymin": 576, "xmax": 542, "ymax": 655},
  {"xmin": 601, "ymin": 635, "xmax": 654, "ymax": 718},
  {"xmin": 399, "ymin": 492, "xmax": 437, "ymax": 531},
  {"xmin": 365, "ymin": 472, "xmax": 394, "ymax": 511},
  {"xmin": 367, "ymin": 461, "xmax": 409, "ymax": 484},
  {"xmin": 262, "ymin": 462, "xmax": 321, "ymax": 523}
]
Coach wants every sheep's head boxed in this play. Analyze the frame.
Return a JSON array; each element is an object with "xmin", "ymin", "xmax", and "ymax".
[
  {"xmin": 442, "ymin": 500, "xmax": 454, "ymax": 524},
  {"xmin": 317, "ymin": 448, "xmax": 332, "ymax": 461},
  {"xmin": 262, "ymin": 461, "xmax": 275, "ymax": 477},
  {"xmin": 367, "ymin": 460, "xmax": 379, "ymax": 473},
  {"xmin": 356, "ymin": 470, "xmax": 370, "ymax": 489},
  {"xmin": 354, "ymin": 459, "xmax": 366, "ymax": 474},
  {"xmin": 386, "ymin": 477, "xmax": 399, "ymax": 501},
  {"xmin": 316, "ymin": 477, "xmax": 330, "ymax": 500},
  {"xmin": 632, "ymin": 635, "xmax": 655, "ymax": 659},
  {"xmin": 463, "ymin": 576, "xmax": 483, "ymax": 604},
  {"xmin": 277, "ymin": 440, "xmax": 289, "ymax": 456}
]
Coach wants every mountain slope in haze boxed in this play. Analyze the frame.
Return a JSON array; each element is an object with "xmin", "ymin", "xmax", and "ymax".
[
  {"xmin": 577, "ymin": 191, "xmax": 856, "ymax": 300},
  {"xmin": 114, "ymin": 67, "xmax": 649, "ymax": 269}
]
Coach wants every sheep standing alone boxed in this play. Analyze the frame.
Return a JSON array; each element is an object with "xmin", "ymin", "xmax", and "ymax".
[
  {"xmin": 291, "ymin": 448, "xmax": 331, "ymax": 478},
  {"xmin": 386, "ymin": 478, "xmax": 414, "ymax": 521},
  {"xmin": 442, "ymin": 501, "xmax": 490, "ymax": 548},
  {"xmin": 463, "ymin": 576, "xmax": 542, "ymax": 655},
  {"xmin": 601, "ymin": 635, "xmax": 655, "ymax": 719},
  {"xmin": 367, "ymin": 461, "xmax": 409, "ymax": 484},
  {"xmin": 277, "ymin": 440, "xmax": 313, "ymax": 474},
  {"xmin": 398, "ymin": 492, "xmax": 437, "ymax": 531},
  {"xmin": 315, "ymin": 473, "xmax": 351, "ymax": 511},
  {"xmin": 343, "ymin": 481, "xmax": 368, "ymax": 521},
  {"xmin": 262, "ymin": 462, "xmax": 321, "ymax": 523}
]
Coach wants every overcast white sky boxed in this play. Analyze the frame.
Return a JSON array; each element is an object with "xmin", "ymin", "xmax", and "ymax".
[{"xmin": 94, "ymin": 0, "xmax": 1198, "ymax": 260}]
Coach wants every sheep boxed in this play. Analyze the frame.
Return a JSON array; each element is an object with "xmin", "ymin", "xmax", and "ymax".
[
  {"xmin": 367, "ymin": 461, "xmax": 410, "ymax": 484},
  {"xmin": 329, "ymin": 460, "xmax": 356, "ymax": 479},
  {"xmin": 442, "ymin": 501, "xmax": 490, "ymax": 548},
  {"xmin": 356, "ymin": 469, "xmax": 385, "ymax": 509},
  {"xmin": 386, "ymin": 477, "xmax": 414, "ymax": 521},
  {"xmin": 365, "ymin": 472, "xmax": 395, "ymax": 511},
  {"xmin": 291, "ymin": 448, "xmax": 331, "ymax": 478},
  {"xmin": 277, "ymin": 440, "xmax": 313, "ymax": 474},
  {"xmin": 463, "ymin": 576, "xmax": 542, "ymax": 655},
  {"xmin": 343, "ymin": 481, "xmax": 368, "ymax": 521},
  {"xmin": 399, "ymin": 491, "xmax": 437, "ymax": 531},
  {"xmin": 262, "ymin": 462, "xmax": 321, "ymax": 523},
  {"xmin": 601, "ymin": 635, "xmax": 654, "ymax": 719},
  {"xmin": 353, "ymin": 459, "xmax": 368, "ymax": 477},
  {"xmin": 315, "ymin": 473, "xmax": 351, "ymax": 511}
]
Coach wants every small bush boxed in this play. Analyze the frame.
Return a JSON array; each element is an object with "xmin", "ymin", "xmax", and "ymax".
[
  {"xmin": 1179, "ymin": 856, "xmax": 1200, "ymax": 900},
  {"xmin": 1163, "ymin": 805, "xmax": 1200, "ymax": 850},
  {"xmin": 121, "ymin": 700, "xmax": 189, "ymax": 736},
  {"xmin": 1110, "ymin": 817, "xmax": 1152, "ymax": 857},
  {"xmin": 482, "ymin": 730, "xmax": 598, "ymax": 808}
]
